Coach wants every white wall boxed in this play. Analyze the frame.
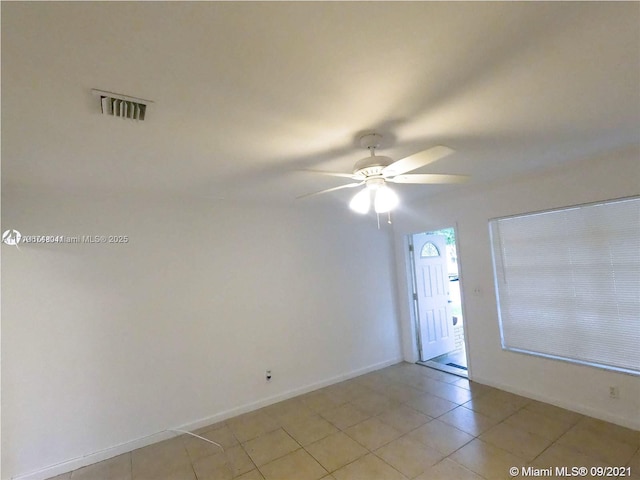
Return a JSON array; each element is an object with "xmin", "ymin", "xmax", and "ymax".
[
  {"xmin": 1, "ymin": 192, "xmax": 402, "ymax": 479},
  {"xmin": 393, "ymin": 145, "xmax": 640, "ymax": 430}
]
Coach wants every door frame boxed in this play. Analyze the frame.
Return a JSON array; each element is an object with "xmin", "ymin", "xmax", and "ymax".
[{"xmin": 406, "ymin": 225, "xmax": 472, "ymax": 377}]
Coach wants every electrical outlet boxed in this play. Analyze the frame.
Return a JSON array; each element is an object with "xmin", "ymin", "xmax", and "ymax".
[
  {"xmin": 609, "ymin": 386, "xmax": 620, "ymax": 399},
  {"xmin": 266, "ymin": 370, "xmax": 272, "ymax": 382}
]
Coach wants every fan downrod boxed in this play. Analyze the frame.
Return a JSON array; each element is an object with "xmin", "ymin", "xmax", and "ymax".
[{"xmin": 354, "ymin": 133, "xmax": 392, "ymax": 176}]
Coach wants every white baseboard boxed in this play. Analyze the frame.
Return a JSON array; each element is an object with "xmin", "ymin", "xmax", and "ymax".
[
  {"xmin": 10, "ymin": 356, "xmax": 403, "ymax": 480},
  {"xmin": 470, "ymin": 375, "xmax": 640, "ymax": 431}
]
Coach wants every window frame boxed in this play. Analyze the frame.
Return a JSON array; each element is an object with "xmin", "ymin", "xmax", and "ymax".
[{"xmin": 489, "ymin": 196, "xmax": 640, "ymax": 376}]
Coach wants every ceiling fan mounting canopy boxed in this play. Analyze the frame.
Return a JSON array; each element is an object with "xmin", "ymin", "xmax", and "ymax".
[{"xmin": 359, "ymin": 133, "xmax": 383, "ymax": 150}]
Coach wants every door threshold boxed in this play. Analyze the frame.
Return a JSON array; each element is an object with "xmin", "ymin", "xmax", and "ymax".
[{"xmin": 417, "ymin": 360, "xmax": 468, "ymax": 378}]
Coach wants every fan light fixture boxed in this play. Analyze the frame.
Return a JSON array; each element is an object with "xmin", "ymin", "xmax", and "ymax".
[
  {"xmin": 349, "ymin": 188, "xmax": 371, "ymax": 214},
  {"xmin": 374, "ymin": 184, "xmax": 399, "ymax": 213},
  {"xmin": 349, "ymin": 179, "xmax": 399, "ymax": 214}
]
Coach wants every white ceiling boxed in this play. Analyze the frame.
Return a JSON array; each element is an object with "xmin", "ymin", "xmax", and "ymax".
[{"xmin": 2, "ymin": 2, "xmax": 639, "ymax": 205}]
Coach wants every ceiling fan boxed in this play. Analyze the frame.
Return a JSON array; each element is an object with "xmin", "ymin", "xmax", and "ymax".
[{"xmin": 298, "ymin": 133, "xmax": 469, "ymax": 215}]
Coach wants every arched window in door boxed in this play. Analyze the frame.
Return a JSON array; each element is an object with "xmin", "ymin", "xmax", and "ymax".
[{"xmin": 420, "ymin": 241, "xmax": 440, "ymax": 258}]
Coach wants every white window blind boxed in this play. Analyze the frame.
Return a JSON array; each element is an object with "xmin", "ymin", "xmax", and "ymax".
[{"xmin": 489, "ymin": 197, "xmax": 640, "ymax": 375}]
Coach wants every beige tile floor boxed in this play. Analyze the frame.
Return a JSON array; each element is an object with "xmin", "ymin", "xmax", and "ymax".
[{"xmin": 49, "ymin": 362, "xmax": 639, "ymax": 480}]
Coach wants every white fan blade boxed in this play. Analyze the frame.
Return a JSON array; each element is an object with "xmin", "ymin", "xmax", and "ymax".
[
  {"xmin": 296, "ymin": 182, "xmax": 363, "ymax": 199},
  {"xmin": 304, "ymin": 170, "xmax": 363, "ymax": 180},
  {"xmin": 382, "ymin": 146, "xmax": 454, "ymax": 177},
  {"xmin": 388, "ymin": 173, "xmax": 469, "ymax": 184}
]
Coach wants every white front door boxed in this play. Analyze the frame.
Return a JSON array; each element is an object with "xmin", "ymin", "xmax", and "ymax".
[{"xmin": 412, "ymin": 234, "xmax": 456, "ymax": 361}]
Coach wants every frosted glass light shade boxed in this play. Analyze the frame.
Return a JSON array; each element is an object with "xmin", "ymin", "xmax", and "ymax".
[
  {"xmin": 349, "ymin": 188, "xmax": 371, "ymax": 214},
  {"xmin": 374, "ymin": 185, "xmax": 399, "ymax": 213}
]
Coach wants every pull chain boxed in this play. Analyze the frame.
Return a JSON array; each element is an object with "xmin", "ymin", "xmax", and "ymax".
[{"xmin": 374, "ymin": 211, "xmax": 392, "ymax": 228}]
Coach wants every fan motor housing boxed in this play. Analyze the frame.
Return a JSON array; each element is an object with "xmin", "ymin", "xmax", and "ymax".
[{"xmin": 353, "ymin": 155, "xmax": 393, "ymax": 177}]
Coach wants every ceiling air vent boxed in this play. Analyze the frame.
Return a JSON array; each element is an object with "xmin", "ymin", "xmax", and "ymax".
[{"xmin": 92, "ymin": 89, "xmax": 153, "ymax": 121}]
